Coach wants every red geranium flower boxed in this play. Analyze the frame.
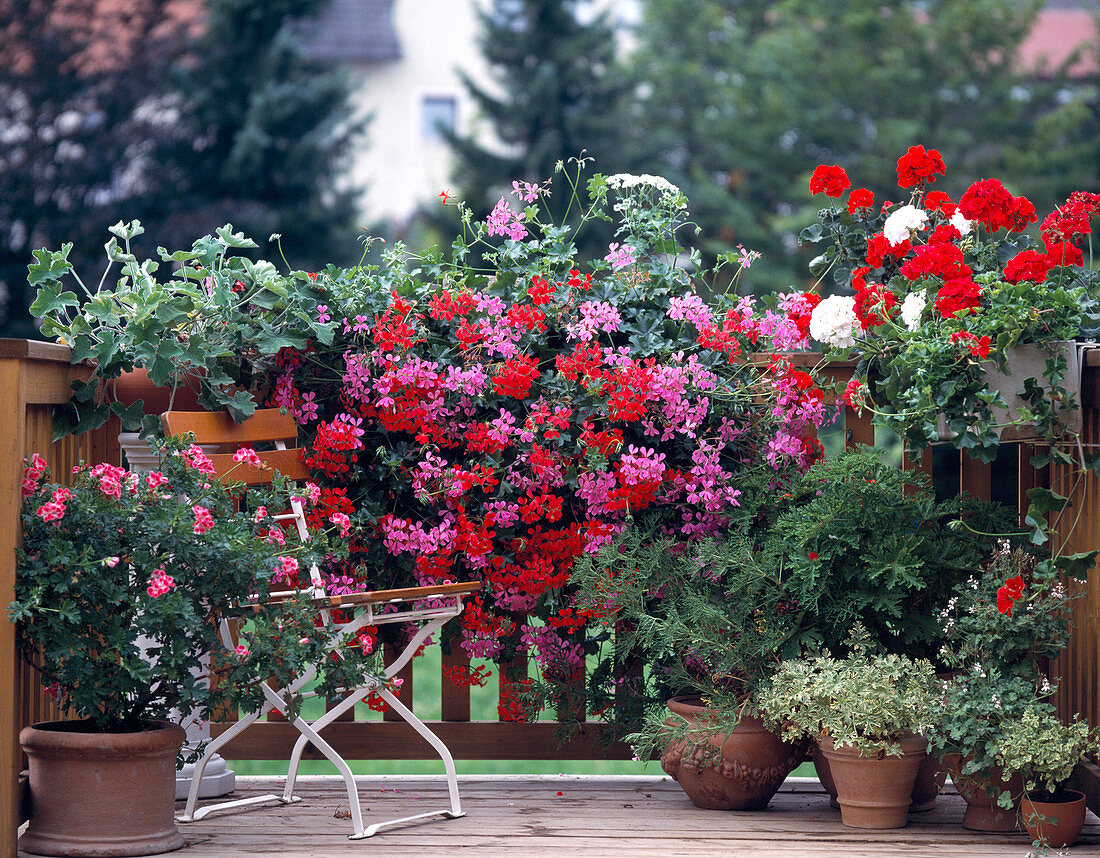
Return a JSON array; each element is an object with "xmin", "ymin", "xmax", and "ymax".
[
  {"xmin": 896, "ymin": 145, "xmax": 946, "ymax": 189},
  {"xmin": 996, "ymin": 575, "xmax": 1025, "ymax": 616},
  {"xmin": 934, "ymin": 277, "xmax": 981, "ymax": 319},
  {"xmin": 809, "ymin": 164, "xmax": 851, "ymax": 198},
  {"xmin": 1003, "ymin": 250, "xmax": 1052, "ymax": 285},
  {"xmin": 846, "ymin": 187, "xmax": 874, "ymax": 215}
]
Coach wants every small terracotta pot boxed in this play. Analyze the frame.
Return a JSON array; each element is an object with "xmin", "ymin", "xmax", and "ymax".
[
  {"xmin": 943, "ymin": 752, "xmax": 1022, "ymax": 832},
  {"xmin": 19, "ymin": 719, "xmax": 186, "ymax": 856},
  {"xmin": 112, "ymin": 367, "xmax": 203, "ymax": 415},
  {"xmin": 910, "ymin": 748, "xmax": 948, "ymax": 812},
  {"xmin": 1021, "ymin": 790, "xmax": 1087, "ymax": 849},
  {"xmin": 660, "ymin": 696, "xmax": 807, "ymax": 810},
  {"xmin": 818, "ymin": 732, "xmax": 928, "ymax": 829}
]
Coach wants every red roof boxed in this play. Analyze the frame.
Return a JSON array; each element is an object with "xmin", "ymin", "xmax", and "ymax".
[{"xmin": 1017, "ymin": 9, "xmax": 1099, "ymax": 77}]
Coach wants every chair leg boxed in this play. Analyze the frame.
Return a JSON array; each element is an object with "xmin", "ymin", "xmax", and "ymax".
[
  {"xmin": 282, "ymin": 679, "xmax": 377, "ymax": 803},
  {"xmin": 177, "ymin": 708, "xmax": 270, "ymax": 823},
  {"xmin": 375, "ymin": 686, "xmax": 464, "ymax": 818}
]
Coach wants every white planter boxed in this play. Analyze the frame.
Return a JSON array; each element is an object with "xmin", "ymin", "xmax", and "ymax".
[{"xmin": 935, "ymin": 341, "xmax": 1082, "ymax": 444}]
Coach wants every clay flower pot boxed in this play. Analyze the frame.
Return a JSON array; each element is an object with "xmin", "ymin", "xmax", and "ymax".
[
  {"xmin": 910, "ymin": 748, "xmax": 948, "ymax": 813},
  {"xmin": 19, "ymin": 719, "xmax": 186, "ymax": 856},
  {"xmin": 112, "ymin": 367, "xmax": 203, "ymax": 416},
  {"xmin": 1021, "ymin": 789, "xmax": 1087, "ymax": 849},
  {"xmin": 660, "ymin": 696, "xmax": 807, "ymax": 810},
  {"xmin": 817, "ymin": 732, "xmax": 928, "ymax": 829},
  {"xmin": 943, "ymin": 752, "xmax": 1022, "ymax": 832},
  {"xmin": 810, "ymin": 740, "xmax": 839, "ymax": 808}
]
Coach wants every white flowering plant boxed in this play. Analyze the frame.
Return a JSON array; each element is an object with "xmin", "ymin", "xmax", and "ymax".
[{"xmin": 800, "ymin": 148, "xmax": 1099, "ymax": 468}]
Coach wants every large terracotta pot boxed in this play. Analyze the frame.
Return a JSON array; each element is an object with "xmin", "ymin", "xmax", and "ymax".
[
  {"xmin": 943, "ymin": 752, "xmax": 1022, "ymax": 832},
  {"xmin": 810, "ymin": 741, "xmax": 839, "ymax": 808},
  {"xmin": 1021, "ymin": 789, "xmax": 1087, "ymax": 849},
  {"xmin": 660, "ymin": 696, "xmax": 806, "ymax": 810},
  {"xmin": 910, "ymin": 747, "xmax": 948, "ymax": 812},
  {"xmin": 19, "ymin": 719, "xmax": 186, "ymax": 856},
  {"xmin": 818, "ymin": 732, "xmax": 928, "ymax": 829}
]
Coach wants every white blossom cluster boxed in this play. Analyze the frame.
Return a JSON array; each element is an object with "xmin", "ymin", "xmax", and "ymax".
[
  {"xmin": 883, "ymin": 204, "xmax": 928, "ymax": 244},
  {"xmin": 900, "ymin": 289, "xmax": 927, "ymax": 332},
  {"xmin": 808, "ymin": 294, "xmax": 858, "ymax": 349},
  {"xmin": 605, "ymin": 173, "xmax": 682, "ymax": 195}
]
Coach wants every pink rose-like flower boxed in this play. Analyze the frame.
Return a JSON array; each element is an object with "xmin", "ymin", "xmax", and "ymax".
[
  {"xmin": 330, "ymin": 512, "xmax": 352, "ymax": 536},
  {"xmin": 307, "ymin": 482, "xmax": 321, "ymax": 504},
  {"xmin": 104, "ymin": 556, "xmax": 120, "ymax": 568},
  {"xmin": 254, "ymin": 505, "xmax": 268, "ymax": 522},
  {"xmin": 192, "ymin": 505, "xmax": 214, "ymax": 535},
  {"xmin": 99, "ymin": 476, "xmax": 122, "ymax": 500},
  {"xmin": 181, "ymin": 445, "xmax": 217, "ymax": 476},
  {"xmin": 235, "ymin": 644, "xmax": 249, "ymax": 657},
  {"xmin": 147, "ymin": 566, "xmax": 175, "ymax": 598},
  {"xmin": 36, "ymin": 500, "xmax": 66, "ymax": 522},
  {"xmin": 233, "ymin": 447, "xmax": 262, "ymax": 468},
  {"xmin": 146, "ymin": 471, "xmax": 169, "ymax": 489},
  {"xmin": 274, "ymin": 556, "xmax": 299, "ymax": 585}
]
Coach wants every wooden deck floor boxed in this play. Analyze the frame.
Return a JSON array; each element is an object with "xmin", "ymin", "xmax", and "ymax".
[{"xmin": 21, "ymin": 775, "xmax": 1100, "ymax": 857}]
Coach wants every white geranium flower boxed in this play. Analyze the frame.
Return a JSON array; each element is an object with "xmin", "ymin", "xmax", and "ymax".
[
  {"xmin": 883, "ymin": 204, "xmax": 928, "ymax": 245},
  {"xmin": 809, "ymin": 294, "xmax": 858, "ymax": 349},
  {"xmin": 949, "ymin": 210, "xmax": 973, "ymax": 237},
  {"xmin": 900, "ymin": 290, "xmax": 928, "ymax": 332}
]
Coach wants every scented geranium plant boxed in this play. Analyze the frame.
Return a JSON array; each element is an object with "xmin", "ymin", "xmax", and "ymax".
[
  {"xmin": 258, "ymin": 160, "xmax": 833, "ymax": 726},
  {"xmin": 30, "ymin": 221, "xmax": 336, "ymax": 437},
  {"xmin": 802, "ymin": 146, "xmax": 1099, "ymax": 466},
  {"xmin": 9, "ymin": 434, "xmax": 370, "ymax": 734}
]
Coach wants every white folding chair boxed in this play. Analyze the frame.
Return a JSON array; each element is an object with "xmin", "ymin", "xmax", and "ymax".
[{"xmin": 162, "ymin": 408, "xmax": 480, "ymax": 839}]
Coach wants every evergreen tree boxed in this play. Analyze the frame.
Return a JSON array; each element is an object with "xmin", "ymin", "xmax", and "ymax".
[
  {"xmin": 445, "ymin": 0, "xmax": 638, "ymax": 230},
  {"xmin": 627, "ymin": 0, "xmax": 1097, "ymax": 293},
  {"xmin": 0, "ymin": 0, "xmax": 360, "ymax": 338}
]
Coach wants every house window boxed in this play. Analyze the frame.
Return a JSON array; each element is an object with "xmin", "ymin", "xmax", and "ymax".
[{"xmin": 420, "ymin": 96, "xmax": 457, "ymax": 143}]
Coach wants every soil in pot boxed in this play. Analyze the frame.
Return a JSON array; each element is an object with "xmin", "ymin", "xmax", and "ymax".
[
  {"xmin": 660, "ymin": 696, "xmax": 807, "ymax": 810},
  {"xmin": 1021, "ymin": 789, "xmax": 1087, "ymax": 849},
  {"xmin": 19, "ymin": 719, "xmax": 186, "ymax": 857},
  {"xmin": 818, "ymin": 733, "xmax": 928, "ymax": 829},
  {"xmin": 943, "ymin": 752, "xmax": 1022, "ymax": 832}
]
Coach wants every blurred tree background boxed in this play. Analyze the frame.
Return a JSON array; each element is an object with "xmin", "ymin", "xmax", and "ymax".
[
  {"xmin": 2, "ymin": 0, "xmax": 1098, "ymax": 335},
  {"xmin": 0, "ymin": 0, "xmax": 360, "ymax": 337}
]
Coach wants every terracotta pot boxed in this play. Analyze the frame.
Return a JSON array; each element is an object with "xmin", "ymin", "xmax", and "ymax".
[
  {"xmin": 810, "ymin": 741, "xmax": 840, "ymax": 808},
  {"xmin": 818, "ymin": 732, "xmax": 927, "ymax": 829},
  {"xmin": 660, "ymin": 696, "xmax": 807, "ymax": 810},
  {"xmin": 112, "ymin": 367, "xmax": 203, "ymax": 416},
  {"xmin": 1021, "ymin": 789, "xmax": 1087, "ymax": 849},
  {"xmin": 19, "ymin": 719, "xmax": 186, "ymax": 856},
  {"xmin": 910, "ymin": 748, "xmax": 948, "ymax": 812},
  {"xmin": 943, "ymin": 752, "xmax": 1022, "ymax": 832}
]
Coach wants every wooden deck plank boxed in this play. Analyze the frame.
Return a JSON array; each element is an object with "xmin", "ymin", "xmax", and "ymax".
[{"xmin": 21, "ymin": 775, "xmax": 1097, "ymax": 857}]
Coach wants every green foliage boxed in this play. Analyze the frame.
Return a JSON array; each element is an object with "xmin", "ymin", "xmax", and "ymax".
[
  {"xmin": 997, "ymin": 707, "xmax": 1100, "ymax": 800},
  {"xmin": 936, "ymin": 546, "xmax": 1079, "ymax": 676},
  {"xmin": 755, "ymin": 626, "xmax": 938, "ymax": 757},
  {"xmin": 626, "ymin": 0, "xmax": 1094, "ymax": 291},
  {"xmin": 33, "ymin": 222, "xmax": 337, "ymax": 436},
  {"xmin": 757, "ymin": 446, "xmax": 1018, "ymax": 656},
  {"xmin": 10, "ymin": 434, "xmax": 369, "ymax": 733}
]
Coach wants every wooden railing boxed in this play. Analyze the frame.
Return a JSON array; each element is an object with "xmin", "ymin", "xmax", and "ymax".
[
  {"xmin": 3, "ymin": 342, "xmax": 1100, "ymax": 852},
  {"xmin": 0, "ymin": 341, "xmax": 122, "ymax": 852}
]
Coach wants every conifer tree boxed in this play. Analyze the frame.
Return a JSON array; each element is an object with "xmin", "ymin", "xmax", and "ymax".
[{"xmin": 446, "ymin": 0, "xmax": 637, "ymax": 229}]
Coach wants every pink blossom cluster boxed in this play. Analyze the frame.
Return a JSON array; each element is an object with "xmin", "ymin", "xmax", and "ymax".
[
  {"xmin": 566, "ymin": 301, "xmax": 622, "ymax": 342},
  {"xmin": 667, "ymin": 293, "xmax": 713, "ymax": 330},
  {"xmin": 604, "ymin": 242, "xmax": 636, "ymax": 270},
  {"xmin": 192, "ymin": 505, "xmax": 214, "ymax": 534},
  {"xmin": 180, "ymin": 445, "xmax": 217, "ymax": 476},
  {"xmin": 519, "ymin": 623, "xmax": 584, "ymax": 671},
  {"xmin": 273, "ymin": 555, "xmax": 300, "ymax": 586},
  {"xmin": 233, "ymin": 447, "xmax": 262, "ymax": 468},
  {"xmin": 487, "ymin": 198, "xmax": 528, "ymax": 241},
  {"xmin": 147, "ymin": 566, "xmax": 175, "ymax": 598}
]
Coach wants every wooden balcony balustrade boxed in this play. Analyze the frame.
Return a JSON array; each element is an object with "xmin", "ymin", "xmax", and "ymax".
[{"xmin": 3, "ymin": 341, "xmax": 1100, "ymax": 854}]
